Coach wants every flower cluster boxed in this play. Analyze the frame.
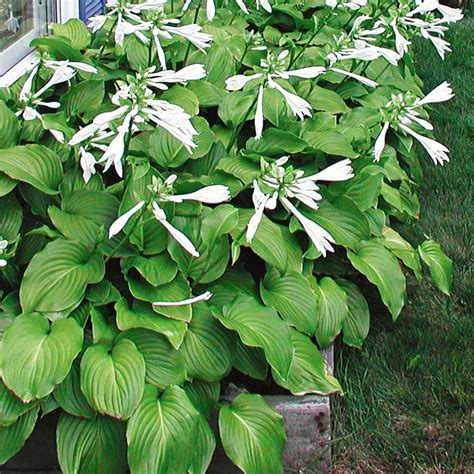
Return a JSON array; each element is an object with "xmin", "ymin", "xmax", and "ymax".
[
  {"xmin": 374, "ymin": 81, "xmax": 454, "ymax": 164},
  {"xmin": 247, "ymin": 158, "xmax": 354, "ymax": 256}
]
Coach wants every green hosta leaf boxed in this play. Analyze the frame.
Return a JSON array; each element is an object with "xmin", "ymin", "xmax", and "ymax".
[
  {"xmin": 219, "ymin": 394, "xmax": 286, "ymax": 474},
  {"xmin": 232, "ymin": 210, "xmax": 289, "ymax": 273},
  {"xmin": 62, "ymin": 80, "xmax": 105, "ymax": 117},
  {"xmin": 0, "ymin": 406, "xmax": 38, "ymax": 464},
  {"xmin": 273, "ymin": 331, "xmax": 342, "ymax": 395},
  {"xmin": 189, "ymin": 416, "xmax": 216, "ymax": 474},
  {"xmin": 247, "ymin": 129, "xmax": 309, "ymax": 156},
  {"xmin": 49, "ymin": 189, "xmax": 119, "ymax": 246},
  {"xmin": 0, "ymin": 380, "xmax": 38, "ymax": 427},
  {"xmin": 218, "ymin": 91, "xmax": 256, "ymax": 129},
  {"xmin": 207, "ymin": 267, "xmax": 257, "ymax": 309},
  {"xmin": 0, "ymin": 145, "xmax": 62, "ymax": 195},
  {"xmin": 2, "ymin": 314, "xmax": 83, "ymax": 402},
  {"xmin": 80, "ymin": 339, "xmax": 145, "ymax": 420},
  {"xmin": 309, "ymin": 196, "xmax": 370, "ymax": 249},
  {"xmin": 120, "ymin": 329, "xmax": 186, "ymax": 391},
  {"xmin": 307, "ymin": 84, "xmax": 349, "ymax": 114},
  {"xmin": 0, "ymin": 194, "xmax": 22, "ymax": 241},
  {"xmin": 57, "ymin": 413, "xmax": 127, "ymax": 474},
  {"xmin": 348, "ymin": 240, "xmax": 406, "ymax": 319},
  {"xmin": 184, "ymin": 382, "xmax": 218, "ymax": 473},
  {"xmin": 0, "ymin": 101, "xmax": 19, "ymax": 149},
  {"xmin": 0, "ymin": 172, "xmax": 17, "ymax": 197},
  {"xmin": 232, "ymin": 339, "xmax": 268, "ymax": 381},
  {"xmin": 127, "ymin": 384, "xmax": 200, "ymax": 474},
  {"xmin": 53, "ymin": 364, "xmax": 95, "ymax": 419},
  {"xmin": 182, "ymin": 302, "xmax": 233, "ymax": 382},
  {"xmin": 150, "ymin": 117, "xmax": 214, "ymax": 168},
  {"xmin": 187, "ymin": 80, "xmax": 227, "ymax": 107},
  {"xmin": 184, "ymin": 380, "xmax": 220, "ymax": 419},
  {"xmin": 262, "ymin": 87, "xmax": 289, "ymax": 128},
  {"xmin": 260, "ymin": 268, "xmax": 318, "ymax": 334},
  {"xmin": 342, "ymin": 173, "xmax": 383, "ymax": 211},
  {"xmin": 303, "ymin": 130, "xmax": 357, "ymax": 158},
  {"xmin": 215, "ymin": 295, "xmax": 292, "ymax": 381},
  {"xmin": 121, "ymin": 253, "xmax": 178, "ymax": 287},
  {"xmin": 338, "ymin": 280, "xmax": 370, "ymax": 349},
  {"xmin": 115, "ymin": 299, "xmax": 187, "ymax": 350},
  {"xmin": 216, "ymin": 156, "xmax": 261, "ymax": 185},
  {"xmin": 201, "ymin": 204, "xmax": 239, "ymax": 248},
  {"xmin": 312, "ymin": 277, "xmax": 348, "ymax": 348},
  {"xmin": 382, "ymin": 227, "xmax": 422, "ymax": 280},
  {"xmin": 20, "ymin": 239, "xmax": 105, "ymax": 313},
  {"xmin": 127, "ymin": 273, "xmax": 192, "ymax": 322},
  {"xmin": 162, "ymin": 86, "xmax": 200, "ymax": 116},
  {"xmin": 52, "ymin": 18, "xmax": 91, "ymax": 49},
  {"xmin": 418, "ymin": 240, "xmax": 453, "ymax": 296}
]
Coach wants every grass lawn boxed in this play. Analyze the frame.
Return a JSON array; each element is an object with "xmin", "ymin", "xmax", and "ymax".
[{"xmin": 332, "ymin": 12, "xmax": 473, "ymax": 472}]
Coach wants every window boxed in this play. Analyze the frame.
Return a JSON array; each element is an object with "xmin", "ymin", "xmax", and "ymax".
[
  {"xmin": 0, "ymin": 0, "xmax": 49, "ymax": 76},
  {"xmin": 0, "ymin": 0, "xmax": 104, "ymax": 87}
]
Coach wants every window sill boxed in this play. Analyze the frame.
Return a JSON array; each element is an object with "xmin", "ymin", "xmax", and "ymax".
[{"xmin": 0, "ymin": 53, "xmax": 39, "ymax": 88}]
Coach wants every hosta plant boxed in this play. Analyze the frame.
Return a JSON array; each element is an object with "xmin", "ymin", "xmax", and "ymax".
[{"xmin": 0, "ymin": 0, "xmax": 459, "ymax": 471}]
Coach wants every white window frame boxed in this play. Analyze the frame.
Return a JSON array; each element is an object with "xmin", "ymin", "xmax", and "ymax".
[{"xmin": 0, "ymin": 0, "xmax": 79, "ymax": 87}]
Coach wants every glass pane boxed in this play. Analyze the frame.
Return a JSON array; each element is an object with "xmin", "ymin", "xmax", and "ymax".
[{"xmin": 0, "ymin": 0, "xmax": 49, "ymax": 76}]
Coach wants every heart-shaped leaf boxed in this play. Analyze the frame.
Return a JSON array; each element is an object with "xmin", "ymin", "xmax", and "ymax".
[
  {"xmin": 312, "ymin": 277, "xmax": 348, "ymax": 348},
  {"xmin": 182, "ymin": 302, "xmax": 233, "ymax": 382},
  {"xmin": 0, "ymin": 406, "xmax": 38, "ymax": 464},
  {"xmin": 115, "ymin": 299, "xmax": 187, "ymax": 350},
  {"xmin": 2, "ymin": 314, "xmax": 83, "ymax": 402},
  {"xmin": 0, "ymin": 145, "xmax": 62, "ymax": 195},
  {"xmin": 127, "ymin": 384, "xmax": 200, "ymax": 473},
  {"xmin": 20, "ymin": 239, "xmax": 105, "ymax": 313},
  {"xmin": 215, "ymin": 296, "xmax": 292, "ymax": 382},
  {"xmin": 57, "ymin": 413, "xmax": 127, "ymax": 474},
  {"xmin": 0, "ymin": 380, "xmax": 38, "ymax": 427},
  {"xmin": 418, "ymin": 239, "xmax": 453, "ymax": 296},
  {"xmin": 348, "ymin": 240, "xmax": 406, "ymax": 319},
  {"xmin": 80, "ymin": 339, "xmax": 145, "ymax": 420},
  {"xmin": 219, "ymin": 394, "xmax": 286, "ymax": 474},
  {"xmin": 260, "ymin": 268, "xmax": 318, "ymax": 334},
  {"xmin": 272, "ymin": 330, "xmax": 342, "ymax": 396},
  {"xmin": 120, "ymin": 328, "xmax": 186, "ymax": 391}
]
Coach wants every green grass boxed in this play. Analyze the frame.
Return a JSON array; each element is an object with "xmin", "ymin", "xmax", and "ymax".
[{"xmin": 332, "ymin": 13, "xmax": 474, "ymax": 472}]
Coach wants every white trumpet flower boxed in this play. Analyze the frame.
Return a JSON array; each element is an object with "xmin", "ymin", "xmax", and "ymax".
[
  {"xmin": 153, "ymin": 291, "xmax": 212, "ymax": 306},
  {"xmin": 79, "ymin": 147, "xmax": 98, "ymax": 184},
  {"xmin": 150, "ymin": 175, "xmax": 231, "ymax": 204},
  {"xmin": 326, "ymin": 0, "xmax": 367, "ymax": 10},
  {"xmin": 152, "ymin": 202, "xmax": 200, "ymax": 257},
  {"xmin": 184, "ymin": 0, "xmax": 272, "ymax": 21},
  {"xmin": 143, "ymin": 65, "xmax": 206, "ymax": 90},
  {"xmin": 281, "ymin": 197, "xmax": 336, "ymax": 257},
  {"xmin": 163, "ymin": 185, "xmax": 231, "ymax": 204},
  {"xmin": 109, "ymin": 200, "xmax": 146, "ymax": 238},
  {"xmin": 373, "ymin": 83, "xmax": 454, "ymax": 164},
  {"xmin": 391, "ymin": 19, "xmax": 411, "ymax": 56},
  {"xmin": 43, "ymin": 60, "xmax": 98, "ymax": 75},
  {"xmin": 408, "ymin": 0, "xmax": 463, "ymax": 23},
  {"xmin": 70, "ymin": 71, "xmax": 200, "ymax": 177},
  {"xmin": 132, "ymin": 12, "xmax": 212, "ymax": 69},
  {"xmin": 374, "ymin": 122, "xmax": 390, "ymax": 161},
  {"xmin": 16, "ymin": 63, "xmax": 75, "ymax": 142},
  {"xmin": 225, "ymin": 50, "xmax": 326, "ymax": 138},
  {"xmin": 246, "ymin": 157, "xmax": 353, "ymax": 256},
  {"xmin": 399, "ymin": 124, "xmax": 450, "ymax": 165},
  {"xmin": 89, "ymin": 0, "xmax": 168, "ymax": 46}
]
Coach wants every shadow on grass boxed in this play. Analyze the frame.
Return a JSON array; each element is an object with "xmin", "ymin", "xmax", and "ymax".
[{"xmin": 332, "ymin": 13, "xmax": 473, "ymax": 472}]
